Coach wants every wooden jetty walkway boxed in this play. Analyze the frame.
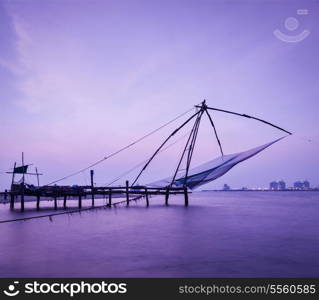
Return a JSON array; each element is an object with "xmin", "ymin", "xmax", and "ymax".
[{"xmin": 1, "ymin": 178, "xmax": 189, "ymax": 212}]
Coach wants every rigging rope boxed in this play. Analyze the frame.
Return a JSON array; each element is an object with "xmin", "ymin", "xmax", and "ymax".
[
  {"xmin": 0, "ymin": 195, "xmax": 144, "ymax": 224},
  {"xmin": 104, "ymin": 130, "xmax": 192, "ymax": 186},
  {"xmin": 44, "ymin": 106, "xmax": 196, "ymax": 186}
]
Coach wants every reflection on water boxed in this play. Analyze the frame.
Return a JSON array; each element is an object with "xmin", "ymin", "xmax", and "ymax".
[{"xmin": 0, "ymin": 191, "xmax": 319, "ymax": 277}]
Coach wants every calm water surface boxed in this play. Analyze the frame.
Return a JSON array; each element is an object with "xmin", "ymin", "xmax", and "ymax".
[{"xmin": 0, "ymin": 191, "xmax": 318, "ymax": 277}]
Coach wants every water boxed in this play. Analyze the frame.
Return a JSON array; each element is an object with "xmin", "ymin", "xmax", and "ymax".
[{"xmin": 0, "ymin": 191, "xmax": 318, "ymax": 277}]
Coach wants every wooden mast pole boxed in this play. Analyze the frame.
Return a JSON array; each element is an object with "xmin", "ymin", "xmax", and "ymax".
[
  {"xmin": 182, "ymin": 110, "xmax": 202, "ymax": 207},
  {"xmin": 35, "ymin": 167, "xmax": 40, "ymax": 187},
  {"xmin": 21, "ymin": 152, "xmax": 25, "ymax": 212},
  {"xmin": 11, "ymin": 162, "xmax": 17, "ymax": 187},
  {"xmin": 10, "ymin": 162, "xmax": 16, "ymax": 209},
  {"xmin": 180, "ymin": 102, "xmax": 205, "ymax": 206},
  {"xmin": 169, "ymin": 101, "xmax": 205, "ymax": 206},
  {"xmin": 35, "ymin": 167, "xmax": 40, "ymax": 211},
  {"xmin": 90, "ymin": 170, "xmax": 95, "ymax": 207}
]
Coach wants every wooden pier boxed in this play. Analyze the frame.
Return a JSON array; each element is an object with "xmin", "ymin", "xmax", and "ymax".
[{"xmin": 3, "ymin": 180, "xmax": 189, "ymax": 212}]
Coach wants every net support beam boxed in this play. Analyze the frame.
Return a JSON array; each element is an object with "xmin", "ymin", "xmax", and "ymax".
[
  {"xmin": 196, "ymin": 105, "xmax": 292, "ymax": 135},
  {"xmin": 169, "ymin": 108, "xmax": 204, "ymax": 187},
  {"xmin": 204, "ymin": 107, "xmax": 224, "ymax": 157},
  {"xmin": 131, "ymin": 109, "xmax": 201, "ymax": 187}
]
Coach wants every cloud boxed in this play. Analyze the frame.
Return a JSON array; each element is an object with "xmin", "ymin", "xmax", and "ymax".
[
  {"xmin": 4, "ymin": 9, "xmax": 154, "ymax": 115},
  {"xmin": 0, "ymin": 57, "xmax": 21, "ymax": 74}
]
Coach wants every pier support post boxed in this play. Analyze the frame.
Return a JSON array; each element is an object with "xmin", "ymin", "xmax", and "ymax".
[
  {"xmin": 4, "ymin": 190, "xmax": 7, "ymax": 200},
  {"xmin": 90, "ymin": 170, "xmax": 95, "ymax": 207},
  {"xmin": 10, "ymin": 162, "xmax": 17, "ymax": 209},
  {"xmin": 184, "ymin": 187, "xmax": 188, "ymax": 207},
  {"xmin": 145, "ymin": 187, "xmax": 149, "ymax": 207},
  {"xmin": 165, "ymin": 188, "xmax": 169, "ymax": 206},
  {"xmin": 10, "ymin": 192, "xmax": 14, "ymax": 210},
  {"xmin": 78, "ymin": 195, "xmax": 82, "ymax": 209},
  {"xmin": 108, "ymin": 189, "xmax": 112, "ymax": 207},
  {"xmin": 63, "ymin": 195, "xmax": 67, "ymax": 209},
  {"xmin": 126, "ymin": 180, "xmax": 129, "ymax": 206},
  {"xmin": 54, "ymin": 196, "xmax": 57, "ymax": 210},
  {"xmin": 36, "ymin": 194, "xmax": 40, "ymax": 211},
  {"xmin": 21, "ymin": 186, "xmax": 25, "ymax": 212},
  {"xmin": 20, "ymin": 152, "xmax": 25, "ymax": 212}
]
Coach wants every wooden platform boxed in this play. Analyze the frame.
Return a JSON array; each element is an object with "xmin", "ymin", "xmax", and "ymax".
[{"xmin": 4, "ymin": 182, "xmax": 189, "ymax": 212}]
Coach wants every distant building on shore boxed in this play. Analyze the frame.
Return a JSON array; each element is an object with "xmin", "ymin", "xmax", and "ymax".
[
  {"xmin": 223, "ymin": 184, "xmax": 231, "ymax": 191},
  {"xmin": 278, "ymin": 180, "xmax": 286, "ymax": 190},
  {"xmin": 270, "ymin": 180, "xmax": 286, "ymax": 190},
  {"xmin": 303, "ymin": 180, "xmax": 310, "ymax": 188},
  {"xmin": 294, "ymin": 180, "xmax": 310, "ymax": 190},
  {"xmin": 270, "ymin": 181, "xmax": 279, "ymax": 190}
]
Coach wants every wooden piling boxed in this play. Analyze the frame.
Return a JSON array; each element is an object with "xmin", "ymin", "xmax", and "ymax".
[
  {"xmin": 184, "ymin": 187, "xmax": 188, "ymax": 207},
  {"xmin": 165, "ymin": 188, "xmax": 169, "ymax": 206},
  {"xmin": 36, "ymin": 194, "xmax": 40, "ymax": 210},
  {"xmin": 63, "ymin": 195, "xmax": 67, "ymax": 209},
  {"xmin": 54, "ymin": 196, "xmax": 57, "ymax": 210},
  {"xmin": 20, "ymin": 184, "xmax": 25, "ymax": 211},
  {"xmin": 108, "ymin": 189, "xmax": 112, "ymax": 207},
  {"xmin": 145, "ymin": 187, "xmax": 149, "ymax": 207},
  {"xmin": 10, "ymin": 192, "xmax": 14, "ymax": 210},
  {"xmin": 20, "ymin": 186, "xmax": 25, "ymax": 212},
  {"xmin": 21, "ymin": 152, "xmax": 25, "ymax": 212},
  {"xmin": 4, "ymin": 189, "xmax": 7, "ymax": 200},
  {"xmin": 90, "ymin": 170, "xmax": 95, "ymax": 207},
  {"xmin": 126, "ymin": 180, "xmax": 129, "ymax": 206},
  {"xmin": 78, "ymin": 195, "xmax": 82, "ymax": 209},
  {"xmin": 10, "ymin": 162, "xmax": 16, "ymax": 210},
  {"xmin": 21, "ymin": 191, "xmax": 25, "ymax": 212}
]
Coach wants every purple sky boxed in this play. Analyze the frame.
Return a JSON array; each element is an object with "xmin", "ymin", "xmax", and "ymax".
[{"xmin": 0, "ymin": 0, "xmax": 318, "ymax": 190}]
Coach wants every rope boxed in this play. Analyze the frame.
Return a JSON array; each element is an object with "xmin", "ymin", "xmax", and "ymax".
[
  {"xmin": 44, "ymin": 106, "xmax": 195, "ymax": 186},
  {"xmin": 104, "ymin": 130, "xmax": 192, "ymax": 186},
  {"xmin": 0, "ymin": 195, "xmax": 144, "ymax": 224}
]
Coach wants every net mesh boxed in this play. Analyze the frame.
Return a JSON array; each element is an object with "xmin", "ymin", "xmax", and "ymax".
[{"xmin": 147, "ymin": 137, "xmax": 285, "ymax": 190}]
